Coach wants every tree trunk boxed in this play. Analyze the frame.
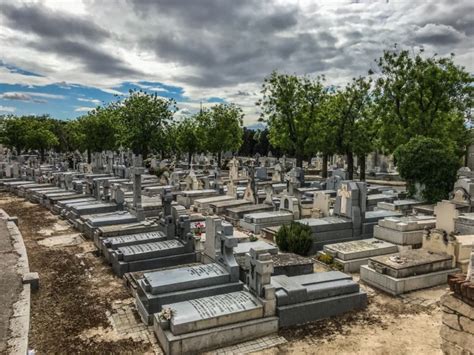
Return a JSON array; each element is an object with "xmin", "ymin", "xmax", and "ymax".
[
  {"xmin": 40, "ymin": 148, "xmax": 45, "ymax": 163},
  {"xmin": 188, "ymin": 151, "xmax": 192, "ymax": 168},
  {"xmin": 322, "ymin": 153, "xmax": 328, "ymax": 178},
  {"xmin": 142, "ymin": 147, "xmax": 148, "ymax": 161},
  {"xmin": 465, "ymin": 145, "xmax": 469, "ymax": 167},
  {"xmin": 359, "ymin": 154, "xmax": 366, "ymax": 181},
  {"xmin": 217, "ymin": 151, "xmax": 222, "ymax": 168},
  {"xmin": 347, "ymin": 151, "xmax": 354, "ymax": 180},
  {"xmin": 87, "ymin": 149, "xmax": 91, "ymax": 164},
  {"xmin": 296, "ymin": 154, "xmax": 303, "ymax": 168}
]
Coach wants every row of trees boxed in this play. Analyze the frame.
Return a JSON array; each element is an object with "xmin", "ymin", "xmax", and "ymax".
[
  {"xmin": 259, "ymin": 48, "xmax": 472, "ymax": 183},
  {"xmin": 0, "ymin": 91, "xmax": 245, "ymax": 167}
]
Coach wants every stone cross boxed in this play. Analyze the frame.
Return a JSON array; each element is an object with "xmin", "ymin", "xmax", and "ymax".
[
  {"xmin": 245, "ymin": 248, "xmax": 276, "ymax": 316},
  {"xmin": 204, "ymin": 216, "xmax": 222, "ymax": 261},
  {"xmin": 217, "ymin": 222, "xmax": 239, "ymax": 282}
]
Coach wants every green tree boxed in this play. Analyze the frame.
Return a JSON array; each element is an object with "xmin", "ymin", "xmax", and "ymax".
[
  {"xmin": 198, "ymin": 103, "xmax": 244, "ymax": 167},
  {"xmin": 374, "ymin": 47, "xmax": 472, "ymax": 154},
  {"xmin": 331, "ymin": 77, "xmax": 375, "ymax": 180},
  {"xmin": 115, "ymin": 90, "xmax": 177, "ymax": 160},
  {"xmin": 75, "ymin": 106, "xmax": 119, "ymax": 163},
  {"xmin": 394, "ymin": 136, "xmax": 461, "ymax": 203},
  {"xmin": 0, "ymin": 115, "xmax": 37, "ymax": 154},
  {"xmin": 258, "ymin": 72, "xmax": 327, "ymax": 167},
  {"xmin": 305, "ymin": 93, "xmax": 339, "ymax": 178},
  {"xmin": 175, "ymin": 115, "xmax": 202, "ymax": 166},
  {"xmin": 25, "ymin": 122, "xmax": 59, "ymax": 162}
]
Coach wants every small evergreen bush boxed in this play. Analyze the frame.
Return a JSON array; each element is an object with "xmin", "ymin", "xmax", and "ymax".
[{"xmin": 275, "ymin": 222, "xmax": 312, "ymax": 256}]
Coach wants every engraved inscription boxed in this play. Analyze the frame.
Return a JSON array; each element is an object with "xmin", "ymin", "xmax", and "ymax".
[
  {"xmin": 186, "ymin": 264, "xmax": 226, "ymax": 278},
  {"xmin": 120, "ymin": 239, "xmax": 183, "ymax": 255},
  {"xmin": 188, "ymin": 292, "xmax": 259, "ymax": 319}
]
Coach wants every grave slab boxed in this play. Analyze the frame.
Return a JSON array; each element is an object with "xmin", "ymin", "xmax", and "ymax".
[
  {"xmin": 164, "ymin": 291, "xmax": 263, "ymax": 335},
  {"xmin": 360, "ymin": 265, "xmax": 459, "ymax": 295},
  {"xmin": 154, "ymin": 315, "xmax": 278, "ymax": 355}
]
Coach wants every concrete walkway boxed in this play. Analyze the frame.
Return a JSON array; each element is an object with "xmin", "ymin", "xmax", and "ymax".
[{"xmin": 0, "ymin": 210, "xmax": 31, "ymax": 354}]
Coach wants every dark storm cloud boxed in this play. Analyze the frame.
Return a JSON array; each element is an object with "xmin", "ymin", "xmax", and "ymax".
[
  {"xmin": 0, "ymin": 2, "xmax": 141, "ymax": 78},
  {"xmin": 132, "ymin": 0, "xmax": 341, "ymax": 88},
  {"xmin": 414, "ymin": 1, "xmax": 474, "ymax": 36},
  {"xmin": 30, "ymin": 40, "xmax": 142, "ymax": 77},
  {"xmin": 0, "ymin": 3, "xmax": 110, "ymax": 41},
  {"xmin": 0, "ymin": 92, "xmax": 47, "ymax": 103},
  {"xmin": 413, "ymin": 24, "xmax": 463, "ymax": 46},
  {"xmin": 1, "ymin": 0, "xmax": 472, "ymax": 100}
]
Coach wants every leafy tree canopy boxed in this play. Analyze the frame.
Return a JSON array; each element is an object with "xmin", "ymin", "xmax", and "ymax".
[
  {"xmin": 394, "ymin": 136, "xmax": 461, "ymax": 203},
  {"xmin": 373, "ymin": 47, "xmax": 472, "ymax": 153}
]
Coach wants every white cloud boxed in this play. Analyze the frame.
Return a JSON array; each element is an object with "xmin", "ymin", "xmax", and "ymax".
[
  {"xmin": 0, "ymin": 105, "xmax": 16, "ymax": 112},
  {"xmin": 74, "ymin": 106, "xmax": 94, "ymax": 112},
  {"xmin": 77, "ymin": 97, "xmax": 101, "ymax": 104}
]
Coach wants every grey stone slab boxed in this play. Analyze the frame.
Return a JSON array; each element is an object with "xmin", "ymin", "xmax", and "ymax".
[
  {"xmin": 233, "ymin": 241, "xmax": 278, "ymax": 256},
  {"xmin": 360, "ymin": 265, "xmax": 459, "ymax": 295},
  {"xmin": 136, "ymin": 281, "xmax": 244, "ymax": 324},
  {"xmin": 277, "ymin": 291, "xmax": 367, "ymax": 327},
  {"xmin": 143, "ymin": 263, "xmax": 230, "ymax": 294},
  {"xmin": 164, "ymin": 291, "xmax": 263, "ymax": 335},
  {"xmin": 85, "ymin": 212, "xmax": 137, "ymax": 227},
  {"xmin": 102, "ymin": 231, "xmax": 166, "ymax": 250},
  {"xmin": 312, "ymin": 229, "xmax": 354, "ymax": 242},
  {"xmin": 310, "ymin": 237, "xmax": 362, "ymax": 254},
  {"xmin": 368, "ymin": 249, "xmax": 453, "ymax": 278},
  {"xmin": 296, "ymin": 217, "xmax": 353, "ymax": 233},
  {"xmin": 323, "ymin": 238, "xmax": 398, "ymax": 261},
  {"xmin": 113, "ymin": 252, "xmax": 197, "ymax": 276},
  {"xmin": 154, "ymin": 315, "xmax": 279, "ymax": 355},
  {"xmin": 273, "ymin": 271, "xmax": 356, "ymax": 306},
  {"xmin": 72, "ymin": 202, "xmax": 118, "ymax": 215},
  {"xmin": 363, "ymin": 210, "xmax": 402, "ymax": 223},
  {"xmin": 114, "ymin": 239, "xmax": 185, "ymax": 262},
  {"xmin": 243, "ymin": 211, "xmax": 293, "ymax": 224},
  {"xmin": 378, "ymin": 215, "xmax": 435, "ymax": 231},
  {"xmin": 373, "ymin": 225, "xmax": 424, "ymax": 246}
]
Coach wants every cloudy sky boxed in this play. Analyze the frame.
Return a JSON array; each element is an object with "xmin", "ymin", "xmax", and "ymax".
[{"xmin": 0, "ymin": 0, "xmax": 472, "ymax": 125}]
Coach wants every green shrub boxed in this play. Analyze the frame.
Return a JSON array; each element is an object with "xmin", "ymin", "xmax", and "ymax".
[
  {"xmin": 275, "ymin": 224, "xmax": 290, "ymax": 251},
  {"xmin": 275, "ymin": 222, "xmax": 313, "ymax": 256},
  {"xmin": 394, "ymin": 136, "xmax": 461, "ymax": 203},
  {"xmin": 317, "ymin": 253, "xmax": 334, "ymax": 264}
]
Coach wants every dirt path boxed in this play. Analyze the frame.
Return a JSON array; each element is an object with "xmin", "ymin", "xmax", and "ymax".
[
  {"xmin": 269, "ymin": 286, "xmax": 443, "ymax": 354},
  {"xmin": 0, "ymin": 192, "xmax": 445, "ymax": 354},
  {"xmin": 0, "ymin": 193, "xmax": 157, "ymax": 354}
]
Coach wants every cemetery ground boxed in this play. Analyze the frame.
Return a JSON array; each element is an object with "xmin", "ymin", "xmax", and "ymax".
[{"xmin": 1, "ymin": 192, "xmax": 444, "ymax": 354}]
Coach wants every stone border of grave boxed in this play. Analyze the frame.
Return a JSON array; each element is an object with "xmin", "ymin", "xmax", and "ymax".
[{"xmin": 2, "ymin": 211, "xmax": 37, "ymax": 354}]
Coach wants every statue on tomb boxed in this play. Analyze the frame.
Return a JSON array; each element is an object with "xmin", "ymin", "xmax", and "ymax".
[
  {"xmin": 228, "ymin": 157, "xmax": 240, "ymax": 181},
  {"xmin": 338, "ymin": 184, "xmax": 351, "ymax": 215}
]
